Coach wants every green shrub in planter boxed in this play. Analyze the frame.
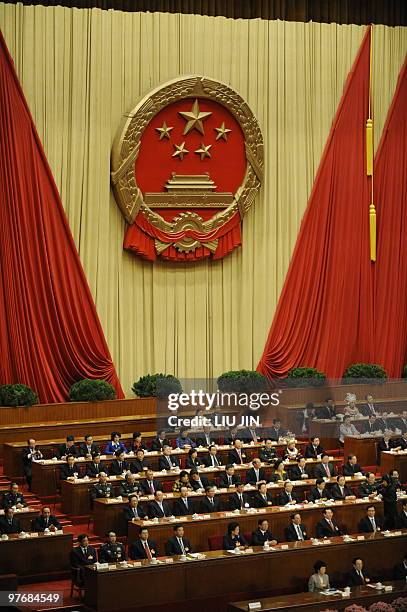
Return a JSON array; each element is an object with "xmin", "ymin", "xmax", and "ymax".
[
  {"xmin": 217, "ymin": 370, "xmax": 269, "ymax": 394},
  {"xmin": 285, "ymin": 367, "xmax": 326, "ymax": 387},
  {"xmin": 0, "ymin": 384, "xmax": 38, "ymax": 406},
  {"xmin": 402, "ymin": 365, "xmax": 407, "ymax": 378},
  {"xmin": 132, "ymin": 374, "xmax": 182, "ymax": 399},
  {"xmin": 69, "ymin": 379, "xmax": 116, "ymax": 402},
  {"xmin": 343, "ymin": 363, "xmax": 387, "ymax": 381}
]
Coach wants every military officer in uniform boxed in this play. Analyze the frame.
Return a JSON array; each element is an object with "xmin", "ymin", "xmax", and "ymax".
[
  {"xmin": 2, "ymin": 483, "xmax": 26, "ymax": 509},
  {"xmin": 358, "ymin": 472, "xmax": 378, "ymax": 498},
  {"xmin": 119, "ymin": 472, "xmax": 140, "ymax": 498},
  {"xmin": 90, "ymin": 472, "xmax": 115, "ymax": 501},
  {"xmin": 98, "ymin": 531, "xmax": 127, "ymax": 563}
]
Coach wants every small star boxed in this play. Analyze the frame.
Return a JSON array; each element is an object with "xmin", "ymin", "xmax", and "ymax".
[
  {"xmin": 215, "ymin": 122, "xmax": 232, "ymax": 141},
  {"xmin": 195, "ymin": 143, "xmax": 212, "ymax": 160},
  {"xmin": 156, "ymin": 121, "xmax": 173, "ymax": 140},
  {"xmin": 179, "ymin": 99, "xmax": 212, "ymax": 135},
  {"xmin": 172, "ymin": 142, "xmax": 189, "ymax": 160}
]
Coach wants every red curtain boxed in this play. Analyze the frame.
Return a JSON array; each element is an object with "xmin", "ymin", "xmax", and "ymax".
[
  {"xmin": 374, "ymin": 59, "xmax": 407, "ymax": 376},
  {"xmin": 258, "ymin": 28, "xmax": 375, "ymax": 379},
  {"xmin": 0, "ymin": 31, "xmax": 124, "ymax": 402}
]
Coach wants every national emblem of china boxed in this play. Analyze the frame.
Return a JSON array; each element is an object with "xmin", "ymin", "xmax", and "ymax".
[{"xmin": 111, "ymin": 76, "xmax": 263, "ymax": 262}]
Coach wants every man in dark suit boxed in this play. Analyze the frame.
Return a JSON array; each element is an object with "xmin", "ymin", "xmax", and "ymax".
[
  {"xmin": 200, "ymin": 486, "xmax": 221, "ymax": 513},
  {"xmin": 315, "ymin": 398, "xmax": 336, "ymax": 420},
  {"xmin": 252, "ymin": 518, "xmax": 277, "ymax": 546},
  {"xmin": 343, "ymin": 455, "xmax": 364, "ymax": 477},
  {"xmin": 195, "ymin": 426, "xmax": 215, "ymax": 448},
  {"xmin": 79, "ymin": 434, "xmax": 100, "ymax": 458},
  {"xmin": 33, "ymin": 507, "xmax": 61, "ymax": 532},
  {"xmin": 267, "ymin": 419, "xmax": 286, "ymax": 441},
  {"xmin": 316, "ymin": 508, "xmax": 343, "ymax": 537},
  {"xmin": 158, "ymin": 445, "xmax": 180, "ymax": 471},
  {"xmin": 314, "ymin": 454, "xmax": 338, "ymax": 480},
  {"xmin": 360, "ymin": 394, "xmax": 377, "ymax": 417},
  {"xmin": 348, "ymin": 557, "xmax": 371, "ymax": 586},
  {"xmin": 358, "ymin": 472, "xmax": 379, "ymax": 498},
  {"xmin": 22, "ymin": 438, "xmax": 43, "ymax": 489},
  {"xmin": 148, "ymin": 490, "xmax": 172, "ymax": 519},
  {"xmin": 330, "ymin": 475, "xmax": 356, "ymax": 501},
  {"xmin": 358, "ymin": 505, "xmax": 383, "ymax": 533},
  {"xmin": 123, "ymin": 495, "xmax": 147, "ymax": 522},
  {"xmin": 363, "ymin": 415, "xmax": 383, "ymax": 435},
  {"xmin": 85, "ymin": 453, "xmax": 108, "ymax": 478},
  {"xmin": 58, "ymin": 435, "xmax": 79, "ymax": 459},
  {"xmin": 229, "ymin": 482, "xmax": 252, "ymax": 510},
  {"xmin": 284, "ymin": 513, "xmax": 308, "ymax": 541},
  {"xmin": 394, "ymin": 411, "xmax": 407, "ymax": 434},
  {"xmin": 99, "ymin": 531, "xmax": 126, "ymax": 563},
  {"xmin": 2, "ymin": 483, "xmax": 26, "ymax": 509},
  {"xmin": 393, "ymin": 553, "xmax": 407, "ymax": 580},
  {"xmin": 150, "ymin": 430, "xmax": 170, "ymax": 452},
  {"xmin": 118, "ymin": 472, "xmax": 140, "ymax": 498},
  {"xmin": 130, "ymin": 449, "xmax": 151, "ymax": 474},
  {"xmin": 254, "ymin": 482, "xmax": 273, "ymax": 508},
  {"xmin": 259, "ymin": 439, "xmax": 278, "ymax": 464},
  {"xmin": 139, "ymin": 469, "xmax": 163, "ymax": 496},
  {"xmin": 70, "ymin": 534, "xmax": 97, "ymax": 586},
  {"xmin": 246, "ymin": 458, "xmax": 267, "ymax": 486},
  {"xmin": 308, "ymin": 479, "xmax": 331, "ymax": 503},
  {"xmin": 290, "ymin": 457, "xmax": 310, "ymax": 480},
  {"xmin": 165, "ymin": 524, "xmax": 192, "ymax": 556},
  {"xmin": 396, "ymin": 500, "xmax": 407, "ymax": 528},
  {"xmin": 110, "ymin": 450, "xmax": 130, "ymax": 476},
  {"xmin": 190, "ymin": 470, "xmax": 210, "ymax": 492},
  {"xmin": 219, "ymin": 464, "xmax": 240, "ymax": 488},
  {"xmin": 377, "ymin": 435, "xmax": 394, "ymax": 464},
  {"xmin": 228, "ymin": 440, "xmax": 247, "ymax": 465},
  {"xmin": 0, "ymin": 508, "xmax": 21, "ymax": 534},
  {"xmin": 60, "ymin": 455, "xmax": 80, "ymax": 480},
  {"xmin": 203, "ymin": 445, "xmax": 222, "ymax": 468},
  {"xmin": 392, "ymin": 432, "xmax": 407, "ymax": 452},
  {"xmin": 90, "ymin": 473, "xmax": 115, "ymax": 501},
  {"xmin": 278, "ymin": 481, "xmax": 299, "ymax": 506},
  {"xmin": 304, "ymin": 437, "xmax": 324, "ymax": 459},
  {"xmin": 173, "ymin": 486, "xmax": 195, "ymax": 516},
  {"xmin": 129, "ymin": 527, "xmax": 158, "ymax": 560}
]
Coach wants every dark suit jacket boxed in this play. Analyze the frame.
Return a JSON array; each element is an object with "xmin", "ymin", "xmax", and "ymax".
[
  {"xmin": 190, "ymin": 476, "xmax": 210, "ymax": 491},
  {"xmin": 348, "ymin": 568, "xmax": 370, "ymax": 586},
  {"xmin": 165, "ymin": 536, "xmax": 192, "ymax": 556},
  {"xmin": 85, "ymin": 462, "xmax": 108, "ymax": 478},
  {"xmin": 195, "ymin": 435, "xmax": 216, "ymax": 448},
  {"xmin": 315, "ymin": 406, "xmax": 335, "ymax": 419},
  {"xmin": 290, "ymin": 466, "xmax": 310, "ymax": 480},
  {"xmin": 0, "ymin": 517, "xmax": 21, "ymax": 534},
  {"xmin": 79, "ymin": 442, "xmax": 100, "ymax": 457},
  {"xmin": 33, "ymin": 515, "xmax": 61, "ymax": 531},
  {"xmin": 358, "ymin": 516, "xmax": 383, "ymax": 533},
  {"xmin": 278, "ymin": 491, "xmax": 299, "ymax": 506},
  {"xmin": 158, "ymin": 455, "xmax": 180, "ymax": 470},
  {"xmin": 223, "ymin": 533, "xmax": 248, "ymax": 550},
  {"xmin": 251, "ymin": 528, "xmax": 275, "ymax": 546},
  {"xmin": 358, "ymin": 481, "xmax": 378, "ymax": 497},
  {"xmin": 308, "ymin": 487, "xmax": 330, "ymax": 502},
  {"xmin": 343, "ymin": 463, "xmax": 363, "ymax": 476},
  {"xmin": 130, "ymin": 458, "xmax": 150, "ymax": 473},
  {"xmin": 246, "ymin": 467, "xmax": 267, "ymax": 485},
  {"xmin": 316, "ymin": 518, "xmax": 343, "ymax": 538},
  {"xmin": 139, "ymin": 479, "xmax": 163, "ymax": 495},
  {"xmin": 60, "ymin": 464, "xmax": 80, "ymax": 480},
  {"xmin": 203, "ymin": 454, "xmax": 222, "ymax": 468},
  {"xmin": 314, "ymin": 462, "xmax": 337, "ymax": 479},
  {"xmin": 267, "ymin": 427, "xmax": 286, "ymax": 441},
  {"xmin": 200, "ymin": 496, "xmax": 221, "ymax": 513},
  {"xmin": 254, "ymin": 491, "xmax": 273, "ymax": 508},
  {"xmin": 330, "ymin": 484, "xmax": 353, "ymax": 500},
  {"xmin": 148, "ymin": 500, "xmax": 172, "ymax": 518},
  {"xmin": 393, "ymin": 561, "xmax": 407, "ymax": 580},
  {"xmin": 129, "ymin": 538, "xmax": 157, "ymax": 560},
  {"xmin": 98, "ymin": 542, "xmax": 126, "ymax": 563},
  {"xmin": 360, "ymin": 403, "xmax": 376, "ymax": 417},
  {"xmin": 70, "ymin": 545, "xmax": 97, "ymax": 567},
  {"xmin": 229, "ymin": 492, "xmax": 252, "ymax": 510},
  {"xmin": 118, "ymin": 482, "xmax": 140, "ymax": 498},
  {"xmin": 363, "ymin": 421, "xmax": 382, "ymax": 434},
  {"xmin": 259, "ymin": 447, "xmax": 277, "ymax": 463},
  {"xmin": 173, "ymin": 498, "xmax": 195, "ymax": 516},
  {"xmin": 150, "ymin": 438, "xmax": 170, "ymax": 452},
  {"xmin": 2, "ymin": 492, "xmax": 26, "ymax": 509},
  {"xmin": 304, "ymin": 444, "xmax": 324, "ymax": 459},
  {"xmin": 394, "ymin": 417, "xmax": 407, "ymax": 434},
  {"xmin": 284, "ymin": 523, "xmax": 308, "ymax": 541},
  {"xmin": 185, "ymin": 456, "xmax": 203, "ymax": 469},
  {"xmin": 109, "ymin": 460, "xmax": 130, "ymax": 476},
  {"xmin": 396, "ymin": 511, "xmax": 407, "ymax": 529},
  {"xmin": 123, "ymin": 505, "xmax": 147, "ymax": 522},
  {"xmin": 228, "ymin": 449, "xmax": 247, "ymax": 465},
  {"xmin": 58, "ymin": 444, "xmax": 79, "ymax": 459},
  {"xmin": 218, "ymin": 472, "xmax": 240, "ymax": 488}
]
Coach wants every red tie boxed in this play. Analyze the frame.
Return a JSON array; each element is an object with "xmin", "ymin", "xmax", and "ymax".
[
  {"xmin": 144, "ymin": 541, "xmax": 152, "ymax": 560},
  {"xmin": 324, "ymin": 464, "xmax": 330, "ymax": 477}
]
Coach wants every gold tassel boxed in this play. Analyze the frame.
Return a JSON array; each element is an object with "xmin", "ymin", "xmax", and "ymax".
[
  {"xmin": 366, "ymin": 118, "xmax": 373, "ymax": 176},
  {"xmin": 369, "ymin": 203, "xmax": 376, "ymax": 262}
]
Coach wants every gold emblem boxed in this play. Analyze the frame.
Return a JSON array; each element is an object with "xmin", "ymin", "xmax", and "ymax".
[
  {"xmin": 178, "ymin": 99, "xmax": 212, "ymax": 135},
  {"xmin": 215, "ymin": 122, "xmax": 232, "ymax": 141},
  {"xmin": 156, "ymin": 121, "xmax": 173, "ymax": 140},
  {"xmin": 194, "ymin": 143, "xmax": 212, "ymax": 160},
  {"xmin": 172, "ymin": 142, "xmax": 189, "ymax": 160}
]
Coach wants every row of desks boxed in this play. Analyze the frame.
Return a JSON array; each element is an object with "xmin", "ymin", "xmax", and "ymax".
[
  {"xmin": 92, "ymin": 475, "xmax": 368, "ymax": 536},
  {"xmin": 57, "ymin": 458, "xmax": 343, "ymax": 515},
  {"xmin": 0, "ymin": 507, "xmax": 39, "ymax": 531},
  {"xmin": 83, "ymin": 530, "xmax": 407, "ymax": 611},
  {"xmin": 0, "ymin": 532, "xmax": 72, "ymax": 578}
]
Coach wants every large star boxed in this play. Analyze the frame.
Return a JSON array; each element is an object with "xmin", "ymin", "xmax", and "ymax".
[
  {"xmin": 178, "ymin": 99, "xmax": 212, "ymax": 135},
  {"xmin": 172, "ymin": 141, "xmax": 189, "ymax": 160},
  {"xmin": 195, "ymin": 143, "xmax": 212, "ymax": 160},
  {"xmin": 215, "ymin": 122, "xmax": 232, "ymax": 141},
  {"xmin": 156, "ymin": 121, "xmax": 173, "ymax": 140}
]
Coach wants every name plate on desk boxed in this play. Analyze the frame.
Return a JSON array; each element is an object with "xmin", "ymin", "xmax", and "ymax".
[{"xmin": 248, "ymin": 603, "xmax": 261, "ymax": 610}]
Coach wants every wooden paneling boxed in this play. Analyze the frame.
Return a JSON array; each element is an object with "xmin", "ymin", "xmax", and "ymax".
[{"xmin": 0, "ymin": 532, "xmax": 72, "ymax": 578}]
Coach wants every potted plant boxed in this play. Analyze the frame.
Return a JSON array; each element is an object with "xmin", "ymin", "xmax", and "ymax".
[
  {"xmin": 132, "ymin": 374, "xmax": 182, "ymax": 398},
  {"xmin": 285, "ymin": 367, "xmax": 326, "ymax": 387},
  {"xmin": 343, "ymin": 363, "xmax": 387, "ymax": 383},
  {"xmin": 0, "ymin": 383, "xmax": 38, "ymax": 406},
  {"xmin": 69, "ymin": 379, "xmax": 117, "ymax": 402},
  {"xmin": 217, "ymin": 370, "xmax": 269, "ymax": 394}
]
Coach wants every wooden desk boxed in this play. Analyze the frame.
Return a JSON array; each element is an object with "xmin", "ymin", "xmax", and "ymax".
[
  {"xmin": 127, "ymin": 498, "xmax": 394, "ymax": 553},
  {"xmin": 344, "ymin": 435, "xmax": 381, "ymax": 466},
  {"xmin": 60, "ymin": 458, "xmax": 342, "ymax": 515},
  {"xmin": 83, "ymin": 531, "xmax": 407, "ymax": 612},
  {"xmin": 229, "ymin": 581, "xmax": 407, "ymax": 611},
  {"xmin": 0, "ymin": 532, "xmax": 72, "ymax": 579},
  {"xmin": 381, "ymin": 450, "xmax": 407, "ymax": 482},
  {"xmin": 0, "ymin": 507, "xmax": 39, "ymax": 531},
  {"xmin": 92, "ymin": 475, "xmax": 367, "ymax": 537}
]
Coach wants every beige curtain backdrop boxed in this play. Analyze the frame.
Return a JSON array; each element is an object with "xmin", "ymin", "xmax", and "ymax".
[{"xmin": 0, "ymin": 4, "xmax": 406, "ymax": 395}]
